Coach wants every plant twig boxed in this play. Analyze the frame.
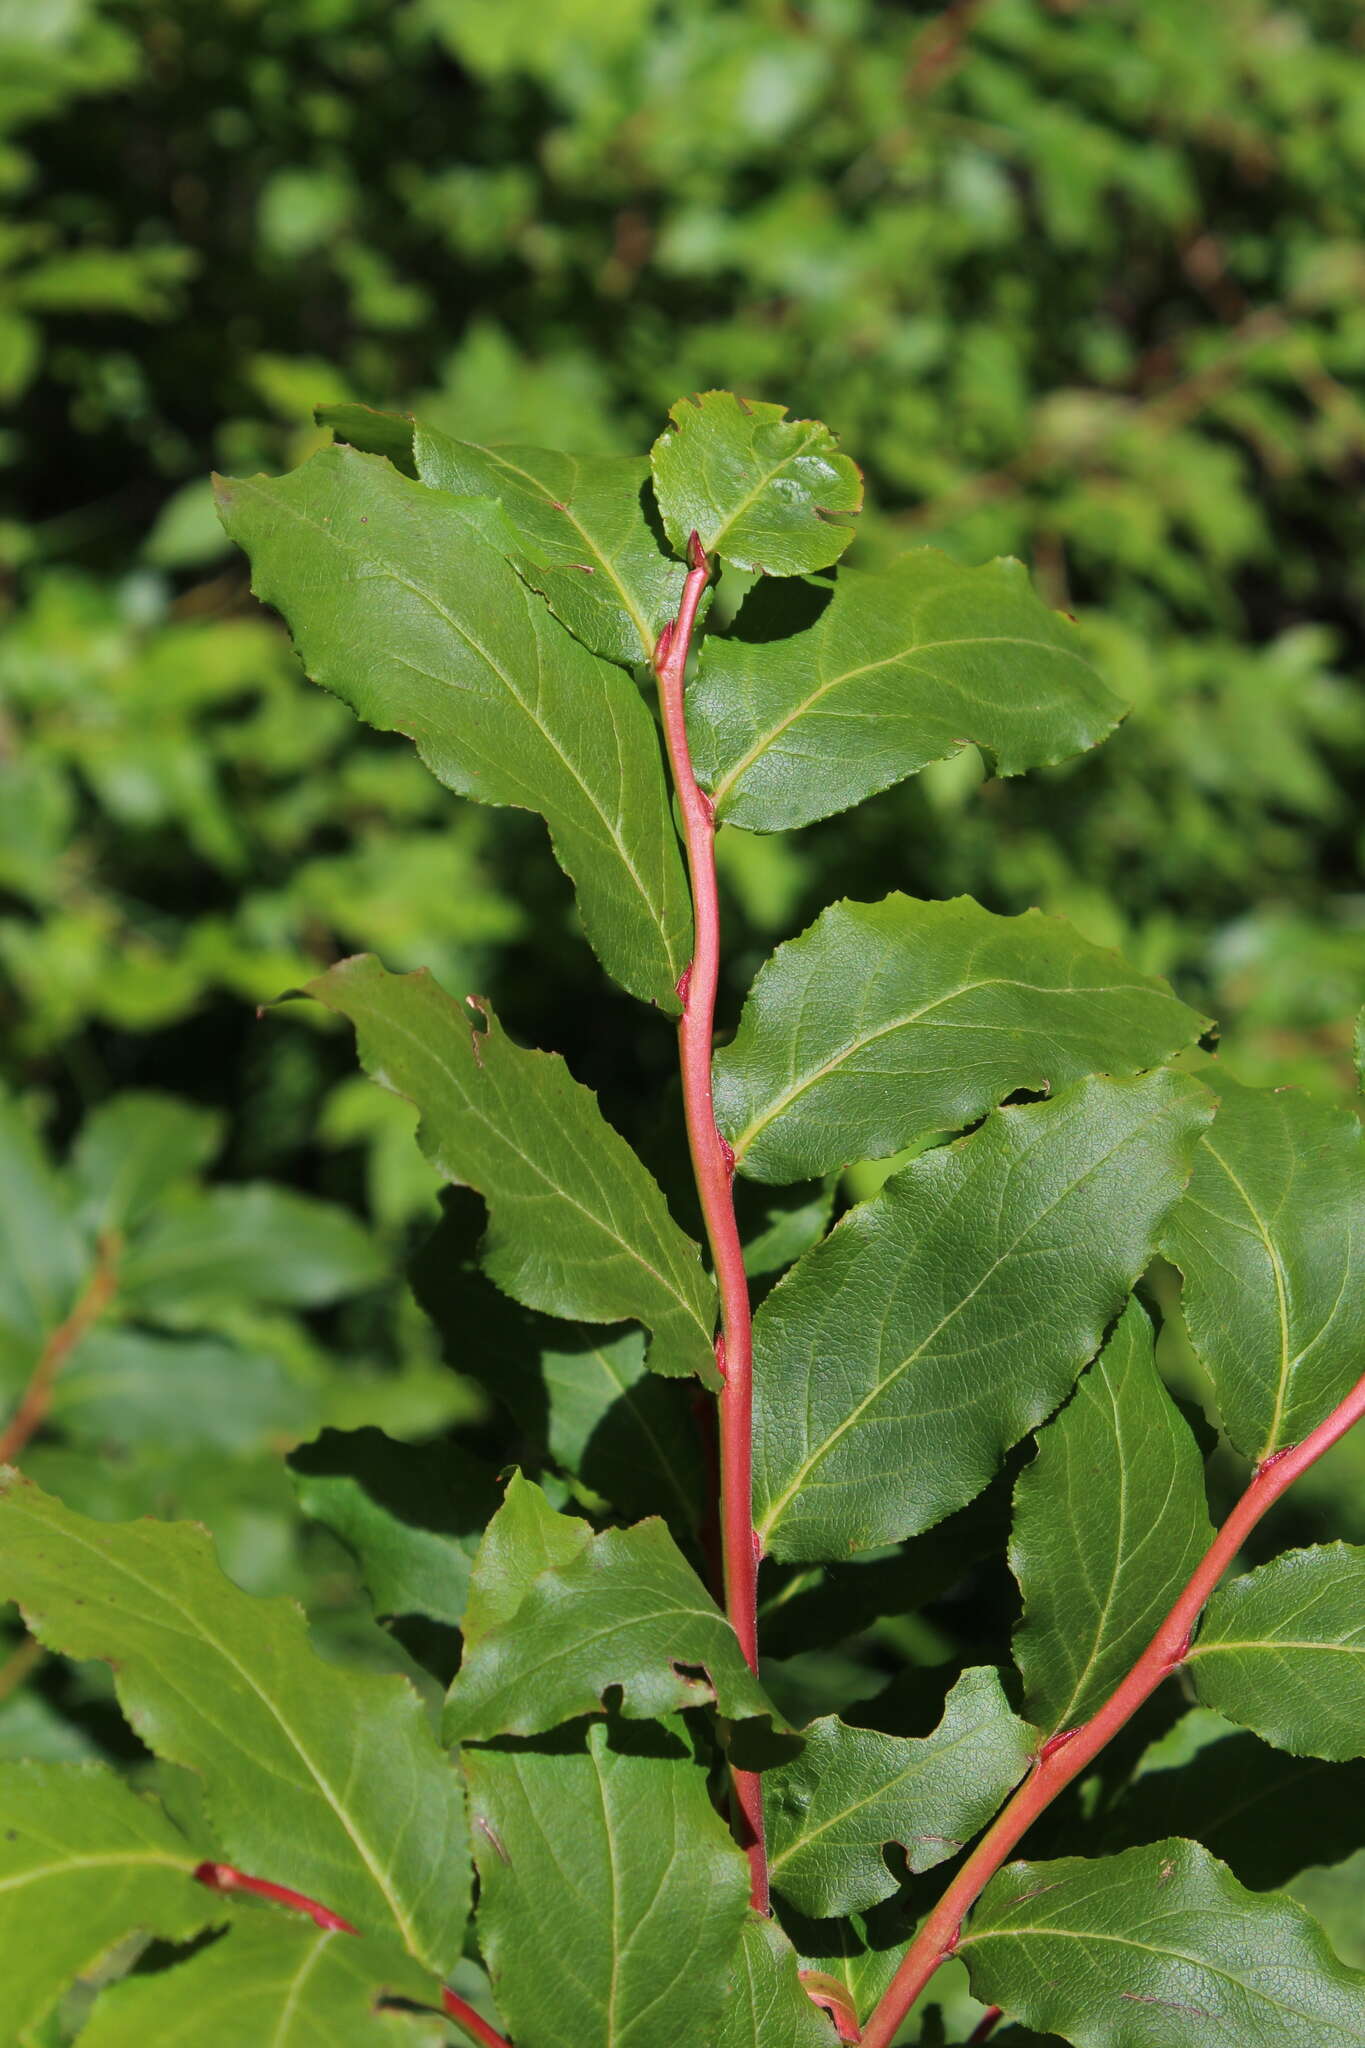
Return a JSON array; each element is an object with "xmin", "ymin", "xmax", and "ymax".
[
  {"xmin": 0, "ymin": 1234, "xmax": 121, "ymax": 1466},
  {"xmin": 967, "ymin": 2006, "xmax": 1003, "ymax": 2043},
  {"xmin": 193, "ymin": 1862, "xmax": 512, "ymax": 2046},
  {"xmin": 654, "ymin": 532, "xmax": 768, "ymax": 1912},
  {"xmin": 860, "ymin": 1365, "xmax": 1365, "ymax": 2047}
]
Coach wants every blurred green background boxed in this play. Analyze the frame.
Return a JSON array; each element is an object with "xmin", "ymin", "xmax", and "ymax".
[{"xmin": 1, "ymin": 0, "xmax": 1362, "ymax": 1891}]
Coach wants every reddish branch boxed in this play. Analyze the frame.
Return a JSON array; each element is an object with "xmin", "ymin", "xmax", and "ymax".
[
  {"xmin": 654, "ymin": 533, "xmax": 768, "ymax": 1912},
  {"xmin": 193, "ymin": 1863, "xmax": 511, "ymax": 2047},
  {"xmin": 0, "ymin": 1233, "xmax": 121, "ymax": 1466},
  {"xmin": 860, "ymin": 1366, "xmax": 1365, "ymax": 2047}
]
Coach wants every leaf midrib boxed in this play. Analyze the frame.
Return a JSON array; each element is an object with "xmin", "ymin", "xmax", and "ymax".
[{"xmin": 13, "ymin": 1501, "xmax": 423, "ymax": 1954}]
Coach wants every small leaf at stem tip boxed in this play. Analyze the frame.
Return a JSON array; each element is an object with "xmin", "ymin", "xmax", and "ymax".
[{"xmin": 650, "ymin": 391, "xmax": 863, "ymax": 575}]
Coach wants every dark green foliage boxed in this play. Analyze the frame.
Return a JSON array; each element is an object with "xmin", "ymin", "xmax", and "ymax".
[{"xmin": 2, "ymin": 5, "xmax": 1364, "ymax": 2043}]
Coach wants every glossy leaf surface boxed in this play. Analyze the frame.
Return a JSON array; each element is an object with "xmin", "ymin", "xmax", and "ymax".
[
  {"xmin": 766, "ymin": 1666, "xmax": 1034, "ymax": 1914},
  {"xmin": 1011, "ymin": 1298, "xmax": 1212, "ymax": 1735},
  {"xmin": 691, "ymin": 551, "xmax": 1122, "ymax": 831},
  {"xmin": 291, "ymin": 1429, "xmax": 501, "ymax": 1628},
  {"xmin": 963, "ymin": 1839, "xmax": 1365, "ymax": 2044},
  {"xmin": 716, "ymin": 895, "xmax": 1207, "ymax": 1182},
  {"xmin": 465, "ymin": 1718, "xmax": 750, "ymax": 2048},
  {"xmin": 753, "ymin": 1071, "xmax": 1212, "ymax": 1561},
  {"xmin": 1188, "ymin": 1545, "xmax": 1365, "ymax": 1760},
  {"xmin": 216, "ymin": 446, "xmax": 691, "ymax": 1007},
  {"xmin": 650, "ymin": 390, "xmax": 862, "ymax": 575},
  {"xmin": 0, "ymin": 1761, "xmax": 213, "ymax": 2036},
  {"xmin": 0, "ymin": 1475, "xmax": 469, "ymax": 1971},
  {"xmin": 307, "ymin": 955, "xmax": 717, "ymax": 1385},
  {"xmin": 1160, "ymin": 1071, "xmax": 1364, "ymax": 1457},
  {"xmin": 445, "ymin": 1509, "xmax": 772, "ymax": 1740}
]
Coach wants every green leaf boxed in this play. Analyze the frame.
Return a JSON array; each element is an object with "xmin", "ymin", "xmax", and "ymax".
[
  {"xmin": 465, "ymin": 1717, "xmax": 750, "ymax": 2048},
  {"xmin": 307, "ymin": 955, "xmax": 718, "ymax": 1385},
  {"xmin": 1160, "ymin": 1072, "xmax": 1364, "ymax": 1458},
  {"xmin": 690, "ymin": 552, "xmax": 1123, "ymax": 831},
  {"xmin": 411, "ymin": 1196, "xmax": 706, "ymax": 1531},
  {"xmin": 766, "ymin": 1667, "xmax": 1034, "ymax": 1915},
  {"xmin": 52, "ymin": 1329, "xmax": 317, "ymax": 1453},
  {"xmin": 120, "ymin": 1184, "xmax": 384, "ymax": 1318},
  {"xmin": 215, "ymin": 446, "xmax": 691, "ymax": 1008},
  {"xmin": 78, "ymin": 1914, "xmax": 445, "ymax": 2047},
  {"xmin": 650, "ymin": 391, "xmax": 862, "ymax": 575},
  {"xmin": 961, "ymin": 1839, "xmax": 1365, "ymax": 2044},
  {"xmin": 1187, "ymin": 1545, "xmax": 1365, "ymax": 1760},
  {"xmin": 412, "ymin": 428, "xmax": 682, "ymax": 666},
  {"xmin": 0, "ymin": 1761, "xmax": 215, "ymax": 2037},
  {"xmin": 319, "ymin": 406, "xmax": 684, "ymax": 666},
  {"xmin": 716, "ymin": 896, "xmax": 1208, "ymax": 1183},
  {"xmin": 460, "ymin": 1470, "xmax": 592, "ymax": 1648},
  {"xmin": 753, "ymin": 1071, "xmax": 1213, "ymax": 1561},
  {"xmin": 1101, "ymin": 1711, "xmax": 1365, "ymax": 1890},
  {"xmin": 1011, "ymin": 1298, "xmax": 1213, "ymax": 1736},
  {"xmin": 290, "ymin": 1429, "xmax": 501, "ymax": 1629},
  {"xmin": 445, "ymin": 1505, "xmax": 772, "ymax": 1741},
  {"xmin": 69, "ymin": 1092, "xmax": 221, "ymax": 1232},
  {"xmin": 0, "ymin": 1475, "xmax": 469, "ymax": 1972},
  {"xmin": 715, "ymin": 1916, "xmax": 833, "ymax": 2048},
  {"xmin": 0, "ymin": 1089, "xmax": 86, "ymax": 1377}
]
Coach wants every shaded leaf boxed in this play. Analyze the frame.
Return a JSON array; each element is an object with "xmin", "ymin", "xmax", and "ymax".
[
  {"xmin": 650, "ymin": 390, "xmax": 862, "ymax": 575},
  {"xmin": 120, "ymin": 1184, "xmax": 383, "ymax": 1318},
  {"xmin": 308, "ymin": 956, "xmax": 717, "ymax": 1384},
  {"xmin": 0, "ymin": 1088, "xmax": 86, "ymax": 1378},
  {"xmin": 690, "ymin": 552, "xmax": 1122, "ymax": 831},
  {"xmin": 445, "ymin": 1503, "xmax": 772, "ymax": 1740},
  {"xmin": 1101, "ymin": 1710, "xmax": 1365, "ymax": 1890},
  {"xmin": 215, "ymin": 446, "xmax": 691, "ymax": 1007},
  {"xmin": 0, "ymin": 1761, "xmax": 215, "ymax": 2037},
  {"xmin": 1160, "ymin": 1071, "xmax": 1364, "ymax": 1458},
  {"xmin": 411, "ymin": 1195, "xmax": 706, "ymax": 1531},
  {"xmin": 962, "ymin": 1839, "xmax": 1365, "ymax": 2044},
  {"xmin": 290, "ymin": 1428, "xmax": 501, "ymax": 1629},
  {"xmin": 716, "ymin": 895, "xmax": 1207, "ymax": 1183},
  {"xmin": 767, "ymin": 1667, "xmax": 1034, "ymax": 1915},
  {"xmin": 466, "ymin": 1717, "xmax": 749, "ymax": 2048},
  {"xmin": 79, "ymin": 1914, "xmax": 445, "ymax": 2047},
  {"xmin": 69, "ymin": 1092, "xmax": 221, "ymax": 1233},
  {"xmin": 1011, "ymin": 1298, "xmax": 1212, "ymax": 1736},
  {"xmin": 1188, "ymin": 1544, "xmax": 1365, "ymax": 1760},
  {"xmin": 52, "ymin": 1329, "xmax": 317, "ymax": 1453},
  {"xmin": 0, "ymin": 1475, "xmax": 469, "ymax": 1971},
  {"xmin": 715, "ymin": 1916, "xmax": 834, "ymax": 2048},
  {"xmin": 752, "ymin": 1071, "xmax": 1213, "ymax": 1561}
]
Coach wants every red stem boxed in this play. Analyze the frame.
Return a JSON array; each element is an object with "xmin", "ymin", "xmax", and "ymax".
[
  {"xmin": 193, "ymin": 1862, "xmax": 512, "ymax": 2047},
  {"xmin": 0, "ymin": 1233, "xmax": 120, "ymax": 1465},
  {"xmin": 966, "ymin": 2007, "xmax": 1003, "ymax": 2044},
  {"xmin": 860, "ymin": 1366, "xmax": 1365, "ymax": 2047},
  {"xmin": 654, "ymin": 533, "xmax": 767, "ymax": 1912}
]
